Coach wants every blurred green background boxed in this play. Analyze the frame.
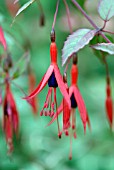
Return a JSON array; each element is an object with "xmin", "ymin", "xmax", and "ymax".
[{"xmin": 0, "ymin": 0, "xmax": 114, "ymax": 170}]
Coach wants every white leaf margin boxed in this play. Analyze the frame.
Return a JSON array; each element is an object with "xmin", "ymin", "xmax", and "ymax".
[
  {"xmin": 62, "ymin": 28, "xmax": 99, "ymax": 66},
  {"xmin": 91, "ymin": 43, "xmax": 114, "ymax": 55},
  {"xmin": 15, "ymin": 0, "xmax": 35, "ymax": 17}
]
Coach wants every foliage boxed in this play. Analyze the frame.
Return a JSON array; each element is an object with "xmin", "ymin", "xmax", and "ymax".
[{"xmin": 0, "ymin": 0, "xmax": 114, "ymax": 170}]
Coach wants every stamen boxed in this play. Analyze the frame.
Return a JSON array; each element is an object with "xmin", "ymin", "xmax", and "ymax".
[
  {"xmin": 71, "ymin": 108, "xmax": 76, "ymax": 130},
  {"xmin": 69, "ymin": 134, "xmax": 72, "ymax": 160},
  {"xmin": 40, "ymin": 88, "xmax": 52, "ymax": 116},
  {"xmin": 54, "ymin": 88, "xmax": 61, "ymax": 138},
  {"xmin": 71, "ymin": 109, "xmax": 77, "ymax": 138},
  {"xmin": 65, "ymin": 130, "xmax": 69, "ymax": 136},
  {"xmin": 73, "ymin": 131, "xmax": 76, "ymax": 139},
  {"xmin": 49, "ymin": 89, "xmax": 53, "ymax": 116}
]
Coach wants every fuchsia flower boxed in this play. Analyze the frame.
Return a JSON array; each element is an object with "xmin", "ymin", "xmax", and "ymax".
[
  {"xmin": 24, "ymin": 30, "xmax": 70, "ymax": 135},
  {"xmin": 69, "ymin": 62, "xmax": 87, "ymax": 133},
  {"xmin": 49, "ymin": 57, "xmax": 90, "ymax": 137},
  {"xmin": 0, "ymin": 26, "xmax": 7, "ymax": 50},
  {"xmin": 48, "ymin": 58, "xmax": 90, "ymax": 159},
  {"xmin": 3, "ymin": 74, "xmax": 19, "ymax": 153}
]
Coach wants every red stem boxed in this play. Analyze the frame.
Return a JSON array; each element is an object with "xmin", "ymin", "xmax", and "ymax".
[
  {"xmin": 63, "ymin": 0, "xmax": 73, "ymax": 74},
  {"xmin": 102, "ymin": 30, "xmax": 114, "ymax": 35},
  {"xmin": 52, "ymin": 0, "xmax": 60, "ymax": 30},
  {"xmin": 63, "ymin": 0, "xmax": 73, "ymax": 33},
  {"xmin": 71, "ymin": 0, "xmax": 97, "ymax": 28}
]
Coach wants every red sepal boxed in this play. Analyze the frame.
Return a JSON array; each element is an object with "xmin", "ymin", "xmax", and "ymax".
[
  {"xmin": 69, "ymin": 85, "xmax": 87, "ymax": 132},
  {"xmin": 23, "ymin": 65, "xmax": 54, "ymax": 100},
  {"xmin": 0, "ymin": 27, "xmax": 7, "ymax": 50},
  {"xmin": 54, "ymin": 64, "xmax": 71, "ymax": 109}
]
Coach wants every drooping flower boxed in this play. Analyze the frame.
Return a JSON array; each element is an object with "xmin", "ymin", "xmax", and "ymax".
[
  {"xmin": 3, "ymin": 74, "xmax": 19, "ymax": 153},
  {"xmin": 24, "ymin": 29, "xmax": 70, "ymax": 136},
  {"xmin": 105, "ymin": 79, "xmax": 113, "ymax": 128},
  {"xmin": 27, "ymin": 71, "xmax": 38, "ymax": 114},
  {"xmin": 69, "ymin": 58, "xmax": 87, "ymax": 133},
  {"xmin": 48, "ymin": 59, "xmax": 89, "ymax": 159},
  {"xmin": 49, "ymin": 66, "xmax": 90, "ymax": 136},
  {"xmin": 0, "ymin": 26, "xmax": 7, "ymax": 50}
]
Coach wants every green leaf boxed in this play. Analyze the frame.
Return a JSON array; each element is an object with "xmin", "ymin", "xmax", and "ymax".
[
  {"xmin": 98, "ymin": 0, "xmax": 114, "ymax": 21},
  {"xmin": 77, "ymin": 0, "xmax": 85, "ymax": 8},
  {"xmin": 91, "ymin": 43, "xmax": 114, "ymax": 55},
  {"xmin": 12, "ymin": 0, "xmax": 35, "ymax": 23},
  {"xmin": 62, "ymin": 28, "xmax": 98, "ymax": 66}
]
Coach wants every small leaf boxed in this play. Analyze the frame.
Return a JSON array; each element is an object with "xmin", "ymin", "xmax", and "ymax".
[
  {"xmin": 12, "ymin": 0, "xmax": 35, "ymax": 23},
  {"xmin": 91, "ymin": 43, "xmax": 114, "ymax": 55},
  {"xmin": 98, "ymin": 0, "xmax": 114, "ymax": 21},
  {"xmin": 90, "ymin": 35, "xmax": 108, "ymax": 61},
  {"xmin": 62, "ymin": 28, "xmax": 98, "ymax": 66}
]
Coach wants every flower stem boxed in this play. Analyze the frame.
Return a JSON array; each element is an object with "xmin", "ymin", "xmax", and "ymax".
[
  {"xmin": 102, "ymin": 54, "xmax": 110, "ymax": 84},
  {"xmin": 71, "ymin": 0, "xmax": 97, "ymax": 28},
  {"xmin": 102, "ymin": 20, "xmax": 107, "ymax": 30},
  {"xmin": 63, "ymin": 0, "xmax": 73, "ymax": 74},
  {"xmin": 36, "ymin": 0, "xmax": 44, "ymax": 14},
  {"xmin": 69, "ymin": 133, "xmax": 72, "ymax": 160},
  {"xmin": 52, "ymin": 0, "xmax": 60, "ymax": 30},
  {"xmin": 54, "ymin": 88, "xmax": 61, "ymax": 138},
  {"xmin": 63, "ymin": 0, "xmax": 72, "ymax": 33}
]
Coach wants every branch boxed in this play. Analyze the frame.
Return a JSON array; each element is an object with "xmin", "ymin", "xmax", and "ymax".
[
  {"xmin": 71, "ymin": 0, "xmax": 111, "ymax": 43},
  {"xmin": 63, "ymin": 0, "xmax": 72, "ymax": 33}
]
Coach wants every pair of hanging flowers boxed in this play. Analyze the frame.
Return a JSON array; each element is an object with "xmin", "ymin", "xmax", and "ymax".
[
  {"xmin": 24, "ymin": 30, "xmax": 89, "ymax": 142},
  {"xmin": 48, "ymin": 56, "xmax": 90, "ymax": 137}
]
